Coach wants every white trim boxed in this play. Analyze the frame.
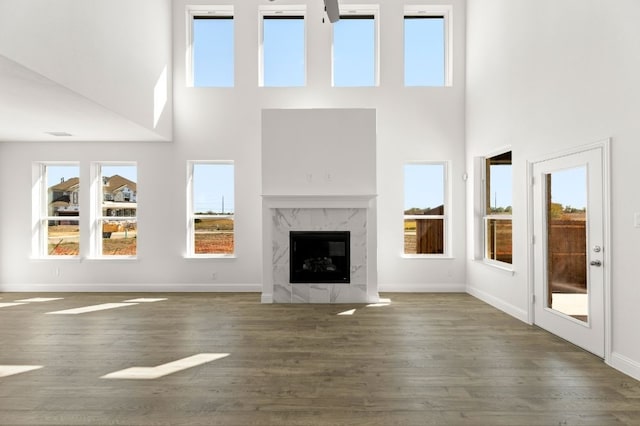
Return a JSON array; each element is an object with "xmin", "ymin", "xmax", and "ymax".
[
  {"xmin": 467, "ymin": 285, "xmax": 529, "ymax": 323},
  {"xmin": 403, "ymin": 4, "xmax": 453, "ymax": 87},
  {"xmin": 262, "ymin": 194, "xmax": 376, "ymax": 209},
  {"xmin": 185, "ymin": 5, "xmax": 234, "ymax": 88},
  {"xmin": 0, "ymin": 282, "xmax": 261, "ymax": 293},
  {"xmin": 608, "ymin": 352, "xmax": 640, "ymax": 382},
  {"xmin": 478, "ymin": 259, "xmax": 515, "ymax": 275},
  {"xmin": 378, "ymin": 283, "xmax": 466, "ymax": 293}
]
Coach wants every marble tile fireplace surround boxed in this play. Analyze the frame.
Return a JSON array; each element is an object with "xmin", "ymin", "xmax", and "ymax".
[{"xmin": 261, "ymin": 195, "xmax": 379, "ymax": 303}]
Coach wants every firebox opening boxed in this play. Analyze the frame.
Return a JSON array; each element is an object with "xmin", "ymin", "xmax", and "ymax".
[{"xmin": 289, "ymin": 231, "xmax": 350, "ymax": 284}]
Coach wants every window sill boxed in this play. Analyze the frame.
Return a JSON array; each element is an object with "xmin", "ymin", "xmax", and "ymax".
[
  {"xmin": 184, "ymin": 254, "xmax": 236, "ymax": 260},
  {"xmin": 30, "ymin": 256, "xmax": 82, "ymax": 262},
  {"xmin": 85, "ymin": 256, "xmax": 138, "ymax": 261},
  {"xmin": 402, "ymin": 254, "xmax": 454, "ymax": 260},
  {"xmin": 478, "ymin": 259, "xmax": 515, "ymax": 275}
]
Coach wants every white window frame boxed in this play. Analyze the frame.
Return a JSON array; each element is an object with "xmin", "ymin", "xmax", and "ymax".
[
  {"xmin": 331, "ymin": 5, "xmax": 380, "ymax": 87},
  {"xmin": 403, "ymin": 4, "xmax": 453, "ymax": 87},
  {"xmin": 186, "ymin": 161, "xmax": 235, "ymax": 258},
  {"xmin": 403, "ymin": 161, "xmax": 451, "ymax": 258},
  {"xmin": 482, "ymin": 150, "xmax": 513, "ymax": 268},
  {"xmin": 185, "ymin": 5, "xmax": 234, "ymax": 88},
  {"xmin": 258, "ymin": 5, "xmax": 307, "ymax": 87},
  {"xmin": 32, "ymin": 162, "xmax": 81, "ymax": 259},
  {"xmin": 90, "ymin": 162, "xmax": 138, "ymax": 259}
]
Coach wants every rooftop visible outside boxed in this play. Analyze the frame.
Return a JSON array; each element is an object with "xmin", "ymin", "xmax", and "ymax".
[{"xmin": 46, "ymin": 165, "xmax": 80, "ymax": 256}]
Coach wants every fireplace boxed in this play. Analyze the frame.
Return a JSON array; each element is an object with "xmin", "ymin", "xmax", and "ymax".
[
  {"xmin": 261, "ymin": 195, "xmax": 378, "ymax": 303},
  {"xmin": 289, "ymin": 231, "xmax": 350, "ymax": 283}
]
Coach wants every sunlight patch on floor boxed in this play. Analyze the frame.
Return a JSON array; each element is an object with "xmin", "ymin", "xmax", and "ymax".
[
  {"xmin": 101, "ymin": 353, "xmax": 229, "ymax": 380},
  {"xmin": 46, "ymin": 303, "xmax": 138, "ymax": 315},
  {"xmin": 0, "ymin": 365, "xmax": 43, "ymax": 378},
  {"xmin": 123, "ymin": 298, "xmax": 167, "ymax": 303},
  {"xmin": 0, "ymin": 303, "xmax": 26, "ymax": 309},
  {"xmin": 337, "ymin": 309, "xmax": 356, "ymax": 316},
  {"xmin": 15, "ymin": 297, "xmax": 64, "ymax": 303}
]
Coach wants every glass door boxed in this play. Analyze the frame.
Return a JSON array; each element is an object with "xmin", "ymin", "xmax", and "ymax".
[{"xmin": 532, "ymin": 147, "xmax": 605, "ymax": 357}]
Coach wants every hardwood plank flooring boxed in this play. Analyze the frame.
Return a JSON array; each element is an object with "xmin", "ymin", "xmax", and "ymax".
[{"xmin": 0, "ymin": 292, "xmax": 638, "ymax": 425}]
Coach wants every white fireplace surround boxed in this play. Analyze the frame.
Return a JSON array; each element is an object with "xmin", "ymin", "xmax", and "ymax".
[{"xmin": 261, "ymin": 195, "xmax": 379, "ymax": 303}]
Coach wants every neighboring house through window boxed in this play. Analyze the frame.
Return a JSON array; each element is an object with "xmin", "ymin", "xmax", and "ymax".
[
  {"xmin": 92, "ymin": 163, "xmax": 137, "ymax": 257},
  {"xmin": 34, "ymin": 163, "xmax": 80, "ymax": 257}
]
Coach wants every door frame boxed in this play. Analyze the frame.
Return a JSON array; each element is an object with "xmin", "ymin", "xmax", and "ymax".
[{"xmin": 527, "ymin": 138, "xmax": 612, "ymax": 361}]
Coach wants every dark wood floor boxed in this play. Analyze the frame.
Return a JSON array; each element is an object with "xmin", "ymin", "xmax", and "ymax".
[{"xmin": 0, "ymin": 292, "xmax": 638, "ymax": 425}]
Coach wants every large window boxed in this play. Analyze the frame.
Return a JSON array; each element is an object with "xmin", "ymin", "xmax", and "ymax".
[
  {"xmin": 404, "ymin": 5, "xmax": 452, "ymax": 87},
  {"xmin": 332, "ymin": 10, "xmax": 377, "ymax": 87},
  {"xmin": 187, "ymin": 6, "xmax": 234, "ymax": 87},
  {"xmin": 260, "ymin": 8, "xmax": 306, "ymax": 87},
  {"xmin": 95, "ymin": 163, "xmax": 137, "ymax": 257},
  {"xmin": 187, "ymin": 162, "xmax": 234, "ymax": 256},
  {"xmin": 35, "ymin": 163, "xmax": 80, "ymax": 257},
  {"xmin": 404, "ymin": 163, "xmax": 448, "ymax": 255},
  {"xmin": 484, "ymin": 151, "xmax": 512, "ymax": 264}
]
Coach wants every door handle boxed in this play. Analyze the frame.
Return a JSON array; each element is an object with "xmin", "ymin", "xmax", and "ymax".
[{"xmin": 590, "ymin": 260, "xmax": 602, "ymax": 267}]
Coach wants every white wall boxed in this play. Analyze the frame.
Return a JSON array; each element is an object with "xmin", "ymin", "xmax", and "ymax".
[
  {"xmin": 0, "ymin": 0, "xmax": 467, "ymax": 293},
  {"xmin": 466, "ymin": 0, "xmax": 640, "ymax": 379},
  {"xmin": 0, "ymin": 0, "xmax": 172, "ymax": 140},
  {"xmin": 262, "ymin": 109, "xmax": 376, "ymax": 196}
]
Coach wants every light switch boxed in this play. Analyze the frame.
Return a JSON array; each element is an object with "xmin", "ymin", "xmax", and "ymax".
[{"xmin": 635, "ymin": 212, "xmax": 640, "ymax": 228}]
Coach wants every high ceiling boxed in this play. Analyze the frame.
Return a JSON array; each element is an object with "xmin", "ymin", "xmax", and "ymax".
[{"xmin": 0, "ymin": 55, "xmax": 168, "ymax": 143}]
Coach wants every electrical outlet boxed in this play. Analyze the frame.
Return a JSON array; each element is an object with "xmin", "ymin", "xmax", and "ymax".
[{"xmin": 211, "ymin": 272, "xmax": 217, "ymax": 281}]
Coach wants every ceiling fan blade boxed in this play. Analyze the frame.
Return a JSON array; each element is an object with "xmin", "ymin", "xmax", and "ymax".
[{"xmin": 324, "ymin": 0, "xmax": 340, "ymax": 23}]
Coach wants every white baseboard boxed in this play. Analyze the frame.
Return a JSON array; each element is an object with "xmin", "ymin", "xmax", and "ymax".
[
  {"xmin": 466, "ymin": 285, "xmax": 529, "ymax": 323},
  {"xmin": 608, "ymin": 352, "xmax": 640, "ymax": 382},
  {"xmin": 378, "ymin": 283, "xmax": 466, "ymax": 293},
  {"xmin": 0, "ymin": 283, "xmax": 262, "ymax": 293}
]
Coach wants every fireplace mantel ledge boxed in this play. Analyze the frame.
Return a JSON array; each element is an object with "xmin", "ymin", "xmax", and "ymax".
[{"xmin": 262, "ymin": 194, "xmax": 377, "ymax": 209}]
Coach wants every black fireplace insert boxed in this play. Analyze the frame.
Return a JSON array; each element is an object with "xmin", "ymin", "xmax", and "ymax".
[{"xmin": 289, "ymin": 231, "xmax": 350, "ymax": 283}]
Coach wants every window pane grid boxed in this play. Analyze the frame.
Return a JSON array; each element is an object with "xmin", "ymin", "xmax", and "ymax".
[
  {"xmin": 98, "ymin": 164, "xmax": 137, "ymax": 257},
  {"xmin": 485, "ymin": 217, "xmax": 512, "ymax": 264},
  {"xmin": 404, "ymin": 163, "xmax": 447, "ymax": 256},
  {"xmin": 42, "ymin": 164, "xmax": 80, "ymax": 257},
  {"xmin": 483, "ymin": 151, "xmax": 512, "ymax": 265}
]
